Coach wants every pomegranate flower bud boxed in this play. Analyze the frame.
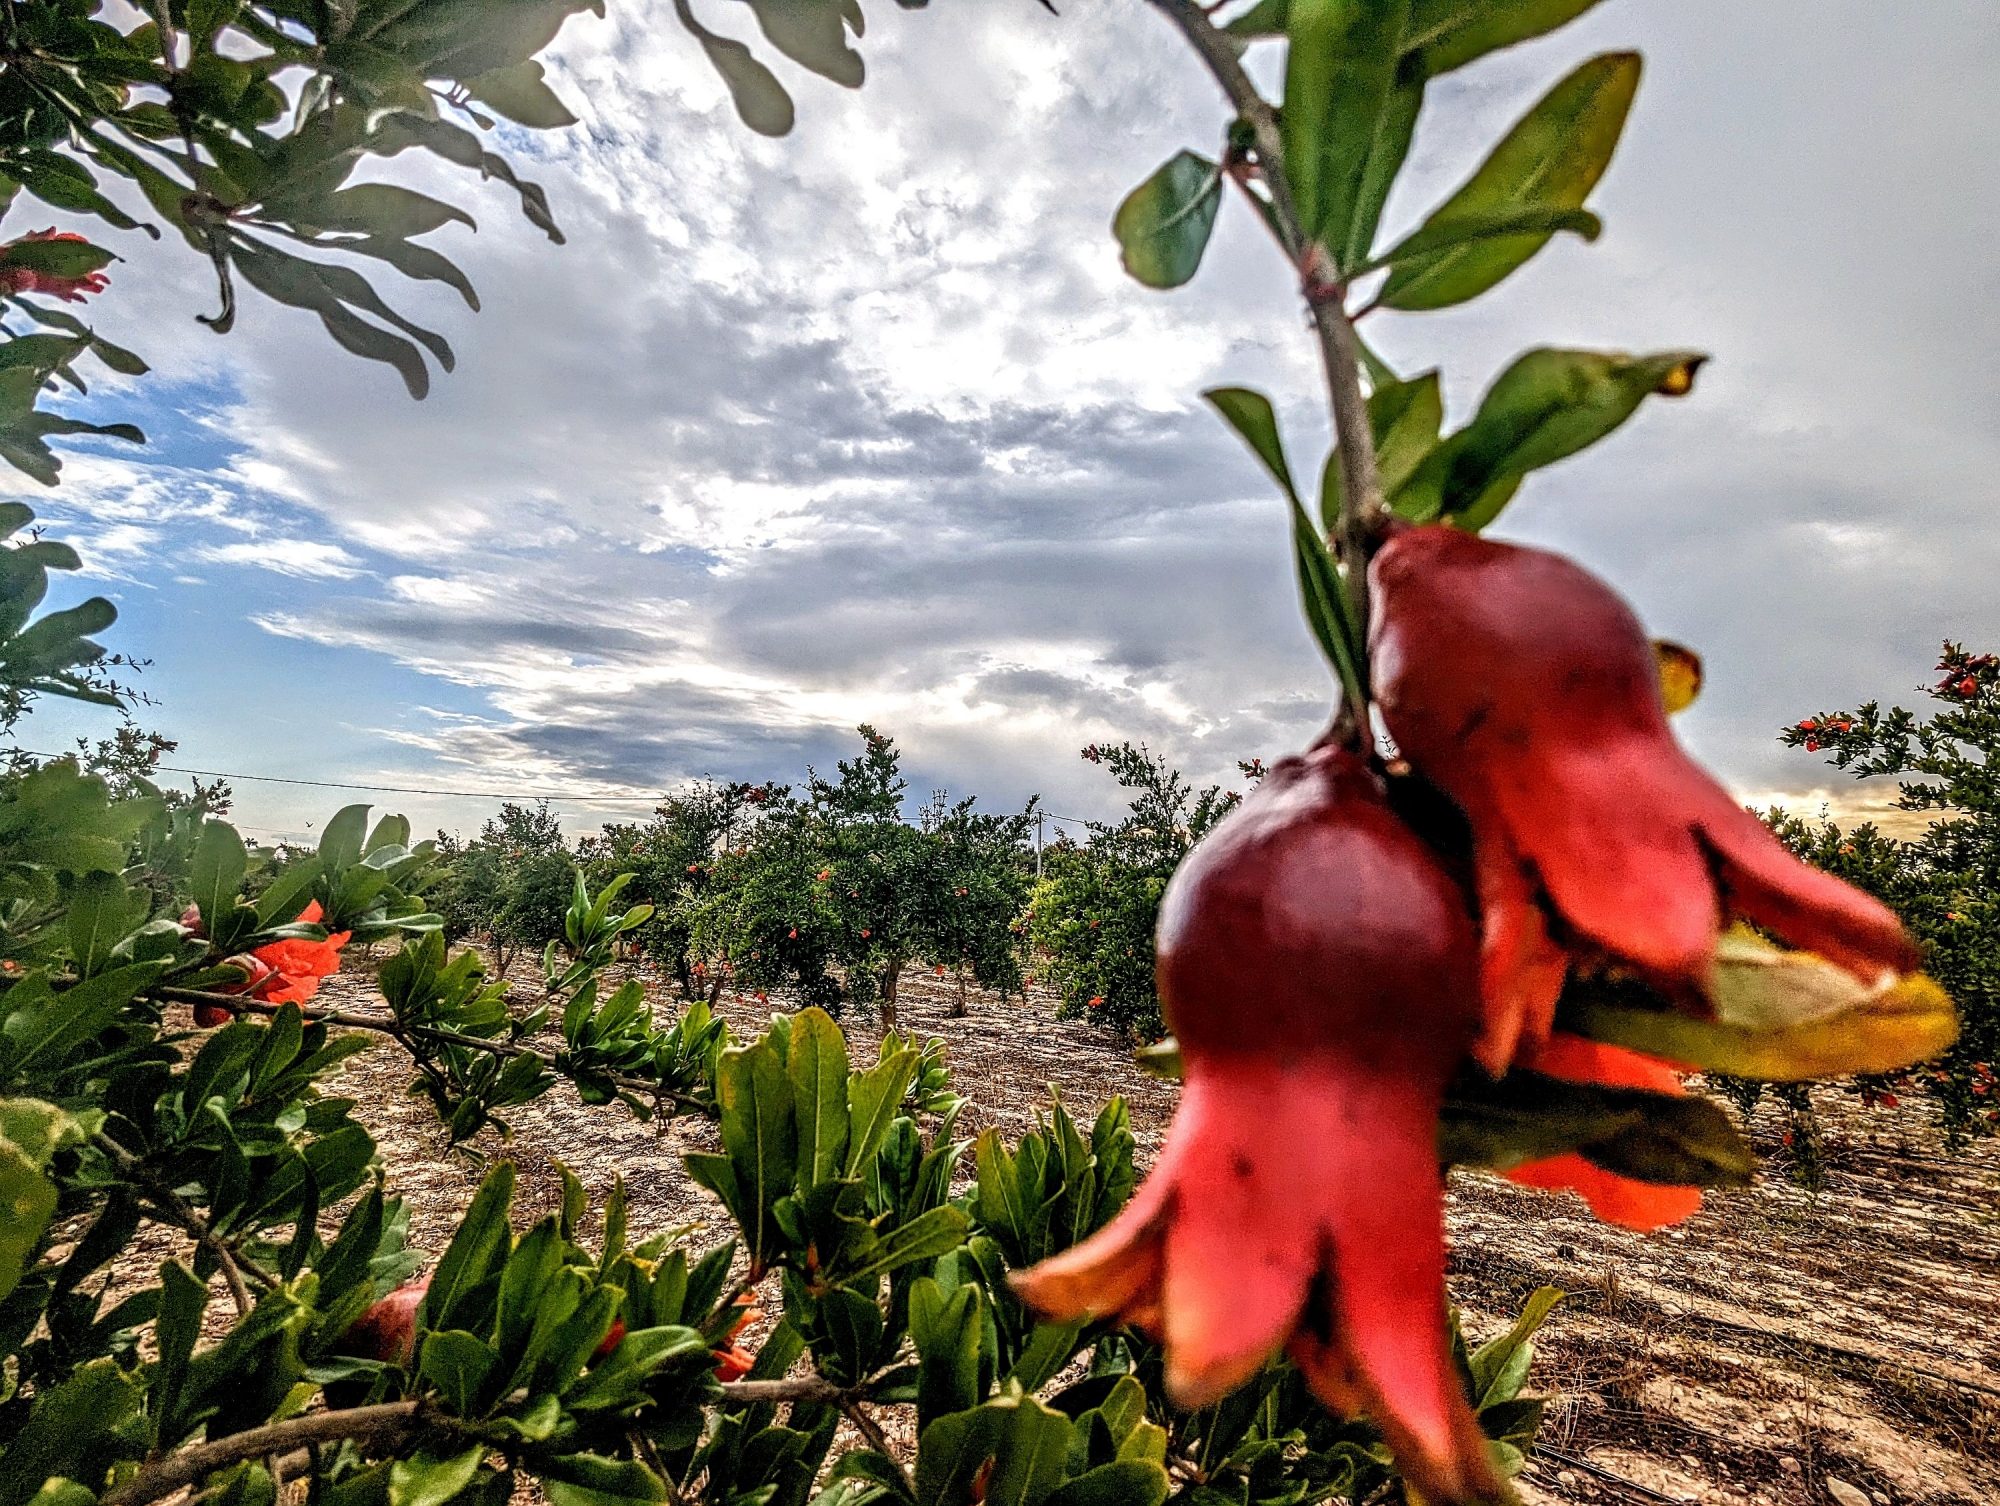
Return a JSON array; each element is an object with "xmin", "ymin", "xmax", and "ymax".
[
  {"xmin": 1369, "ymin": 525, "xmax": 1918, "ymax": 1073},
  {"xmin": 341, "ymin": 1278, "xmax": 428, "ymax": 1366},
  {"xmin": 1013, "ymin": 746, "xmax": 1499, "ymax": 1505}
]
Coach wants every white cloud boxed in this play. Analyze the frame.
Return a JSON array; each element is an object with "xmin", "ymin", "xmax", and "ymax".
[
  {"xmin": 20, "ymin": 0, "xmax": 2000, "ymax": 834},
  {"xmin": 197, "ymin": 539, "xmax": 365, "ymax": 579}
]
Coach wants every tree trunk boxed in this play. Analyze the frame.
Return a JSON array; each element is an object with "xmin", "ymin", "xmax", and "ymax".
[
  {"xmin": 950, "ymin": 968, "xmax": 968, "ymax": 1019},
  {"xmin": 880, "ymin": 956, "xmax": 905, "ymax": 1032}
]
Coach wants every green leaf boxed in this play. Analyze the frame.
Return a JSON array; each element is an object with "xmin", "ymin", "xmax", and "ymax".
[
  {"xmin": 418, "ymin": 1332, "xmax": 497, "ymax": 1417},
  {"xmin": 422, "ymin": 1162, "xmax": 516, "ymax": 1334},
  {"xmin": 916, "ymin": 1396, "xmax": 1073, "ymax": 1506},
  {"xmin": 1467, "ymin": 1286, "xmax": 1562, "ymax": 1405},
  {"xmin": 539, "ymin": 1453, "xmax": 667, "ymax": 1506},
  {"xmin": 389, "ymin": 1448, "xmax": 484, "ymax": 1506},
  {"xmin": 788, "ymin": 1007, "xmax": 851, "ymax": 1191},
  {"xmin": 718, "ymin": 1041, "xmax": 797, "ymax": 1267},
  {"xmin": 1041, "ymin": 1463, "xmax": 1169, "ymax": 1506},
  {"xmin": 1330, "ymin": 368, "xmax": 1444, "ymax": 529},
  {"xmin": 1003, "ymin": 1318, "xmax": 1086, "ymax": 1396},
  {"xmin": 1396, "ymin": 347, "xmax": 1705, "ymax": 528},
  {"xmin": 0, "ymin": 1359, "xmax": 145, "ymax": 1506},
  {"xmin": 68, "ymin": 869, "xmax": 140, "ymax": 980},
  {"xmin": 464, "ymin": 60, "xmax": 578, "ymax": 128},
  {"xmin": 1280, "ymin": 0, "xmax": 1411, "ymax": 256},
  {"xmin": 1339, "ymin": 71, "xmax": 1424, "ymax": 272},
  {"xmin": 1439, "ymin": 1069, "xmax": 1755, "ymax": 1189},
  {"xmin": 909, "ymin": 1277, "xmax": 983, "ymax": 1431},
  {"xmin": 1405, "ymin": 0, "xmax": 1612, "ymax": 76},
  {"xmin": 191, "ymin": 819, "xmax": 249, "ymax": 935},
  {"xmin": 0, "ymin": 1133, "xmax": 56, "ymax": 1305},
  {"xmin": 1379, "ymin": 52, "xmax": 1640, "ymax": 310},
  {"xmin": 1209, "ymin": 384, "xmax": 1367, "ymax": 702},
  {"xmin": 845, "ymin": 1205, "xmax": 970, "ymax": 1283},
  {"xmin": 1202, "ymin": 386, "xmax": 1300, "ymax": 505},
  {"xmin": 675, "ymin": 0, "xmax": 795, "ymax": 137},
  {"xmin": 0, "ymin": 239, "xmax": 115, "ymax": 280},
  {"xmin": 320, "ymin": 804, "xmax": 371, "ymax": 873},
  {"xmin": 1363, "ymin": 204, "xmax": 1601, "ymax": 275},
  {"xmin": 1112, "ymin": 152, "xmax": 1223, "ymax": 290},
  {"xmin": 1564, "ymin": 940, "xmax": 1958, "ymax": 1082},
  {"xmin": 845, "ymin": 1048, "xmax": 916, "ymax": 1177}
]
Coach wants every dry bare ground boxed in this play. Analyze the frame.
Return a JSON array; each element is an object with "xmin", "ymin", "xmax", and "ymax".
[{"xmin": 203, "ymin": 956, "xmax": 2000, "ymax": 1506}]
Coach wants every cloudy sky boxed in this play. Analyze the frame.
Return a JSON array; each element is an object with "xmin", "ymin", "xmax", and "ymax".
[{"xmin": 9, "ymin": 0, "xmax": 1996, "ymax": 846}]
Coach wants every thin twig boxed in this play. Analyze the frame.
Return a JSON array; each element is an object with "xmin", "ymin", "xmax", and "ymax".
[
  {"xmin": 714, "ymin": 1376, "xmax": 847, "ymax": 1405},
  {"xmin": 840, "ymin": 1398, "xmax": 916, "ymax": 1502},
  {"xmin": 93, "ymin": 1131, "xmax": 274, "ymax": 1312}
]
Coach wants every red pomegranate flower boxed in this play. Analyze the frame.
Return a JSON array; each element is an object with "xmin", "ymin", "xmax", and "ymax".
[
  {"xmin": 1501, "ymin": 1033, "xmax": 1701, "ymax": 1231},
  {"xmin": 239, "ymin": 901, "xmax": 350, "ymax": 1005},
  {"xmin": 0, "ymin": 230, "xmax": 110, "ymax": 303},
  {"xmin": 1369, "ymin": 525, "xmax": 1918, "ymax": 1074},
  {"xmin": 1013, "ymin": 746, "xmax": 1499, "ymax": 1504}
]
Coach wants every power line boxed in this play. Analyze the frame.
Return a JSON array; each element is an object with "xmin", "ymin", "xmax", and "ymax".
[{"xmin": 9, "ymin": 750, "xmax": 659, "ymax": 805}]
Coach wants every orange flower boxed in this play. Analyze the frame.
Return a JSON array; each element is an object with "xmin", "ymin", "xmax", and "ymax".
[
  {"xmin": 1501, "ymin": 1033, "xmax": 1702, "ymax": 1232},
  {"xmin": 0, "ymin": 230, "xmax": 109, "ymax": 303},
  {"xmin": 1369, "ymin": 525, "xmax": 1918, "ymax": 1074},
  {"xmin": 249, "ymin": 902, "xmax": 349, "ymax": 1005},
  {"xmin": 1014, "ymin": 747, "xmax": 1499, "ymax": 1504}
]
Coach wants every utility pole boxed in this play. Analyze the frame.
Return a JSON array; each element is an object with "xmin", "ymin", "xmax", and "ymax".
[{"xmin": 1035, "ymin": 809, "xmax": 1044, "ymax": 880}]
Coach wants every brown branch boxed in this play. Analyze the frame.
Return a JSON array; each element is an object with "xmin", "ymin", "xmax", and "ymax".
[
  {"xmin": 102, "ymin": 1404, "xmax": 431, "ymax": 1506},
  {"xmin": 93, "ymin": 1132, "xmax": 273, "ymax": 1313},
  {"xmin": 714, "ymin": 1376, "xmax": 847, "ymax": 1405}
]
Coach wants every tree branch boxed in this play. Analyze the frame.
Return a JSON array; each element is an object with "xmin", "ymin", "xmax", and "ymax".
[
  {"xmin": 1144, "ymin": 0, "xmax": 1389, "ymax": 746},
  {"xmin": 93, "ymin": 1132, "xmax": 274, "ymax": 1313},
  {"xmin": 102, "ymin": 1404, "xmax": 431, "ymax": 1506}
]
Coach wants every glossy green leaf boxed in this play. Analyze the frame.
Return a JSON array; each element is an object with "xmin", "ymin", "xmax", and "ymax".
[
  {"xmin": 389, "ymin": 1448, "xmax": 484, "ymax": 1506},
  {"xmin": 916, "ymin": 1395, "xmax": 1073, "ymax": 1506},
  {"xmin": 1362, "ymin": 203, "xmax": 1601, "ymax": 275},
  {"xmin": 788, "ymin": 1006, "xmax": 851, "ymax": 1190},
  {"xmin": 909, "ymin": 1277, "xmax": 983, "ymax": 1430},
  {"xmin": 1380, "ymin": 52, "xmax": 1639, "ymax": 310},
  {"xmin": 1042, "ymin": 1462, "xmax": 1169, "ymax": 1506},
  {"xmin": 1112, "ymin": 151, "xmax": 1223, "ymax": 289},
  {"xmin": 845, "ymin": 1046, "xmax": 916, "ymax": 1177},
  {"xmin": 1406, "ymin": 0, "xmax": 1612, "ymax": 76},
  {"xmin": 1467, "ymin": 1286, "xmax": 1562, "ymax": 1405},
  {"xmin": 1395, "ymin": 347, "xmax": 1705, "ymax": 528},
  {"xmin": 1321, "ymin": 368, "xmax": 1444, "ymax": 530},
  {"xmin": 422, "ymin": 1161, "xmax": 515, "ymax": 1334},
  {"xmin": 718, "ymin": 1040, "xmax": 797, "ymax": 1265},
  {"xmin": 1281, "ymin": 0, "xmax": 1412, "ymax": 255}
]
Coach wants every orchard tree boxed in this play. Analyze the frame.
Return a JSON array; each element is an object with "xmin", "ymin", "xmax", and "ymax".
[
  {"xmin": 580, "ymin": 779, "xmax": 764, "ymax": 999},
  {"xmin": 1028, "ymin": 744, "xmax": 1244, "ymax": 1040},
  {"xmin": 1770, "ymin": 642, "xmax": 2000, "ymax": 1142},
  {"xmin": 433, "ymin": 801, "xmax": 575, "ymax": 978}
]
